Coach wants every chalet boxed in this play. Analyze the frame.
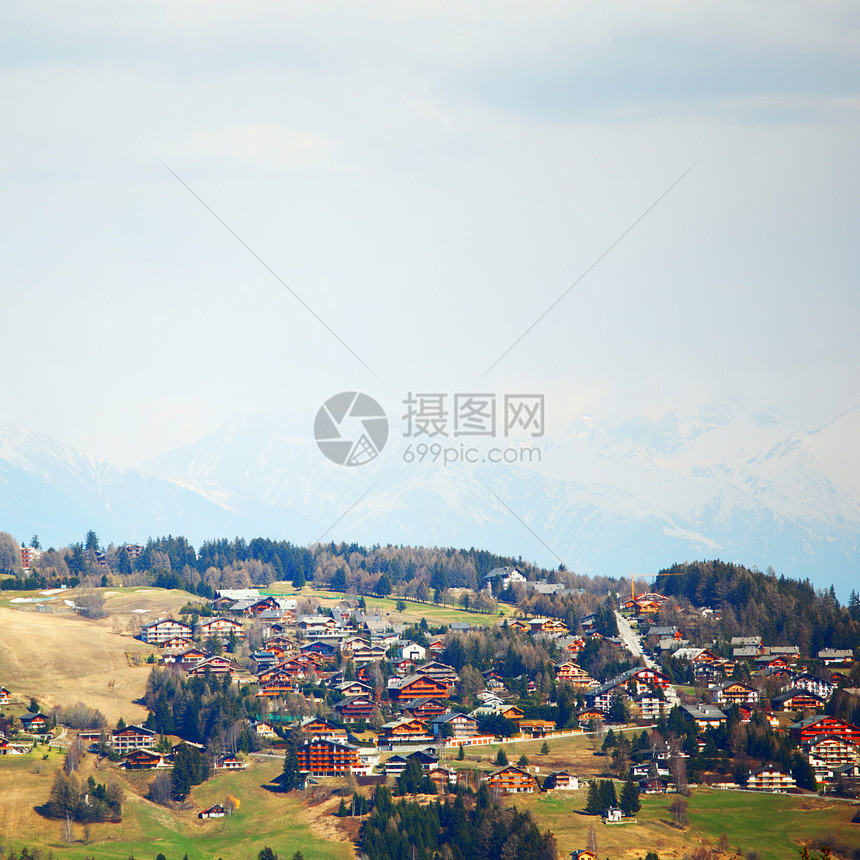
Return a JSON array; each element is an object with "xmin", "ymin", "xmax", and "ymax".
[
  {"xmin": 301, "ymin": 640, "xmax": 339, "ymax": 662},
  {"xmin": 428, "ymin": 765, "xmax": 457, "ymax": 787},
  {"xmin": 378, "ymin": 717, "xmax": 434, "ymax": 746},
  {"xmin": 771, "ymin": 688, "xmax": 827, "ymax": 712},
  {"xmin": 400, "ymin": 643, "xmax": 426, "ymax": 661},
  {"xmin": 200, "ymin": 617, "xmax": 245, "ymax": 642},
  {"xmin": 187, "ymin": 656, "xmax": 240, "ymax": 677},
  {"xmin": 544, "ymin": 771, "xmax": 579, "ymax": 791},
  {"xmin": 803, "ymin": 737, "xmax": 860, "ymax": 780},
  {"xmin": 216, "ymin": 754, "xmax": 247, "ymax": 770},
  {"xmin": 198, "ymin": 804, "xmax": 227, "ymax": 819},
  {"xmin": 0, "ymin": 687, "xmax": 9, "ymax": 705},
  {"xmin": 401, "ymin": 698, "xmax": 449, "ymax": 721},
  {"xmin": 160, "ymin": 635, "xmax": 194, "ymax": 653},
  {"xmin": 297, "ymin": 738, "xmax": 361, "ymax": 776},
  {"xmin": 789, "ymin": 673, "xmax": 836, "ymax": 701},
  {"xmin": 632, "ymin": 692, "xmax": 668, "ymax": 720},
  {"xmin": 506, "ymin": 620, "xmax": 531, "ymax": 634},
  {"xmin": 680, "ymin": 703, "xmax": 726, "ymax": 730},
  {"xmin": 20, "ymin": 713, "xmax": 49, "ymax": 734},
  {"xmin": 571, "ymin": 851, "xmax": 598, "ymax": 860},
  {"xmin": 485, "ymin": 765, "xmax": 539, "ymax": 794},
  {"xmin": 604, "ymin": 807, "xmax": 623, "ymax": 823},
  {"xmin": 731, "ymin": 636, "xmax": 762, "ymax": 647},
  {"xmin": 334, "ymin": 695, "xmax": 377, "ymax": 723},
  {"xmin": 482, "ymin": 566, "xmax": 526, "ymax": 590},
  {"xmin": 518, "ymin": 719, "xmax": 556, "ymax": 738},
  {"xmin": 337, "ymin": 680, "xmax": 375, "ymax": 698},
  {"xmin": 389, "ymin": 674, "xmax": 450, "ymax": 702},
  {"xmin": 732, "ymin": 646, "xmax": 761, "ymax": 660},
  {"xmin": 818, "ymin": 649, "xmax": 854, "ymax": 666},
  {"xmin": 165, "ymin": 646, "xmax": 207, "ymax": 666},
  {"xmin": 498, "ymin": 704, "xmax": 525, "ymax": 724},
  {"xmin": 430, "ymin": 713, "xmax": 479, "ymax": 739},
  {"xmin": 639, "ymin": 776, "xmax": 669, "ymax": 794},
  {"xmin": 710, "ymin": 681, "xmax": 759, "ymax": 706},
  {"xmin": 385, "ymin": 750, "xmax": 438, "ymax": 776},
  {"xmin": 747, "ymin": 764, "xmax": 796, "ymax": 792},
  {"xmin": 140, "ymin": 618, "xmax": 193, "ymax": 644},
  {"xmin": 576, "ymin": 707, "xmax": 606, "ymax": 726},
  {"xmin": 256, "ymin": 679, "xmax": 296, "ymax": 698},
  {"xmin": 555, "ymin": 663, "xmax": 595, "ymax": 689},
  {"xmin": 790, "ymin": 716, "xmax": 860, "ymax": 746},
  {"xmin": 0, "ymin": 735, "xmax": 26, "ymax": 755},
  {"xmin": 299, "ymin": 716, "xmax": 348, "ymax": 741},
  {"xmin": 111, "ymin": 725, "xmax": 155, "ymax": 753},
  {"xmin": 527, "ymin": 618, "xmax": 568, "ymax": 636},
  {"xmin": 250, "ymin": 720, "xmax": 277, "ymax": 738},
  {"xmin": 123, "ymin": 749, "xmax": 166, "ymax": 769},
  {"xmin": 414, "ymin": 661, "xmax": 459, "ymax": 686}
]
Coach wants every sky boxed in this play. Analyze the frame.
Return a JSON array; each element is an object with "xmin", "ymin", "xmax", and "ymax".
[{"xmin": 1, "ymin": 1, "xmax": 859, "ymax": 466}]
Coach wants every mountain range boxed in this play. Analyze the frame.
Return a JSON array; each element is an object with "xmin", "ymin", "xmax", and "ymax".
[{"xmin": 0, "ymin": 402, "xmax": 857, "ymax": 597}]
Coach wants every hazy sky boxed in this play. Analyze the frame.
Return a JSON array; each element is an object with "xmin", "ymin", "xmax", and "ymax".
[{"xmin": 2, "ymin": 1, "xmax": 859, "ymax": 464}]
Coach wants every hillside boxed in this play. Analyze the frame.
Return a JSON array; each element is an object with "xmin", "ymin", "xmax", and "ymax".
[{"xmin": 0, "ymin": 588, "xmax": 190, "ymax": 723}]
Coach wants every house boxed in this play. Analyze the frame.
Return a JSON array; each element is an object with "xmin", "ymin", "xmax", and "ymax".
[
  {"xmin": 0, "ymin": 687, "xmax": 10, "ymax": 705},
  {"xmin": 632, "ymin": 692, "xmax": 668, "ymax": 720},
  {"xmin": 111, "ymin": 725, "xmax": 155, "ymax": 753},
  {"xmin": 518, "ymin": 719, "xmax": 556, "ymax": 738},
  {"xmin": 123, "ymin": 749, "xmax": 166, "ymax": 769},
  {"xmin": 680, "ymin": 703, "xmax": 726, "ymax": 730},
  {"xmin": 200, "ymin": 617, "xmax": 245, "ymax": 642},
  {"xmin": 604, "ymin": 807, "xmax": 623, "ymax": 823},
  {"xmin": 571, "ymin": 851, "xmax": 598, "ymax": 860},
  {"xmin": 400, "ymin": 643, "xmax": 426, "ymax": 662},
  {"xmin": 484, "ymin": 765, "xmax": 539, "ymax": 794},
  {"xmin": 710, "ymin": 681, "xmax": 759, "ymax": 707},
  {"xmin": 250, "ymin": 720, "xmax": 277, "ymax": 739},
  {"xmin": 297, "ymin": 738, "xmax": 362, "ymax": 776},
  {"xmin": 299, "ymin": 717, "xmax": 348, "ymax": 741},
  {"xmin": 337, "ymin": 680, "xmax": 375, "ymax": 698},
  {"xmin": 527, "ymin": 618, "xmax": 569, "ymax": 636},
  {"xmin": 482, "ymin": 566, "xmax": 527, "ymax": 591},
  {"xmin": 165, "ymin": 646, "xmax": 207, "ymax": 666},
  {"xmin": 803, "ymin": 737, "xmax": 860, "ymax": 780},
  {"xmin": 160, "ymin": 635, "xmax": 194, "ymax": 653},
  {"xmin": 216, "ymin": 754, "xmax": 247, "ymax": 770},
  {"xmin": 428, "ymin": 765, "xmax": 457, "ymax": 787},
  {"xmin": 20, "ymin": 713, "xmax": 49, "ymax": 734},
  {"xmin": 818, "ymin": 649, "xmax": 854, "ymax": 666},
  {"xmin": 771, "ymin": 688, "xmax": 827, "ymax": 712},
  {"xmin": 199, "ymin": 804, "xmax": 227, "ymax": 819},
  {"xmin": 389, "ymin": 674, "xmax": 450, "ymax": 702},
  {"xmin": 789, "ymin": 673, "xmax": 836, "ymax": 701},
  {"xmin": 139, "ymin": 618, "xmax": 193, "ymax": 644},
  {"xmin": 187, "ymin": 655, "xmax": 241, "ymax": 677},
  {"xmin": 639, "ymin": 776, "xmax": 669, "ymax": 794},
  {"xmin": 378, "ymin": 717, "xmax": 434, "ymax": 746},
  {"xmin": 498, "ymin": 704, "xmax": 525, "ymax": 723},
  {"xmin": 414, "ymin": 661, "xmax": 459, "ymax": 686},
  {"xmin": 401, "ymin": 698, "xmax": 449, "ymax": 721},
  {"xmin": 334, "ymin": 695, "xmax": 377, "ymax": 723},
  {"xmin": 544, "ymin": 771, "xmax": 579, "ymax": 791},
  {"xmin": 747, "ymin": 765, "xmax": 796, "ymax": 792},
  {"xmin": 555, "ymin": 663, "xmax": 595, "ymax": 688},
  {"xmin": 790, "ymin": 716, "xmax": 860, "ymax": 747},
  {"xmin": 430, "ymin": 712, "xmax": 479, "ymax": 739}
]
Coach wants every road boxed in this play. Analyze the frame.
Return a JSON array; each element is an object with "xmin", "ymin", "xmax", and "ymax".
[{"xmin": 614, "ymin": 610, "xmax": 680, "ymax": 708}]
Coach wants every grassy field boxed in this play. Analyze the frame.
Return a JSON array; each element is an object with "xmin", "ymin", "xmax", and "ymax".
[
  {"xmin": 0, "ymin": 749, "xmax": 353, "ymax": 860},
  {"xmin": 265, "ymin": 585, "xmax": 515, "ymax": 627}
]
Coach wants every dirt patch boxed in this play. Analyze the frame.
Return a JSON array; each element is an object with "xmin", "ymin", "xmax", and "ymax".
[{"xmin": 304, "ymin": 795, "xmax": 358, "ymax": 857}]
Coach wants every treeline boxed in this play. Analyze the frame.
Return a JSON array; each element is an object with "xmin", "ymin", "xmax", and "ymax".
[
  {"xmin": 45, "ymin": 771, "xmax": 123, "ymax": 823},
  {"xmin": 655, "ymin": 560, "xmax": 860, "ymax": 652},
  {"xmin": 360, "ymin": 784, "xmax": 556, "ymax": 860}
]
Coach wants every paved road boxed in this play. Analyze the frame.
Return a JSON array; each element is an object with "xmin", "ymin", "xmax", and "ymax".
[{"xmin": 614, "ymin": 610, "xmax": 680, "ymax": 707}]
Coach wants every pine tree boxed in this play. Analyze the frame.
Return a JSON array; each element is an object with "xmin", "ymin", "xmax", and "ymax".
[
  {"xmin": 585, "ymin": 780, "xmax": 601, "ymax": 815},
  {"xmin": 540, "ymin": 741, "xmax": 550, "ymax": 755},
  {"xmin": 619, "ymin": 778, "xmax": 640, "ymax": 816},
  {"xmin": 457, "ymin": 743, "xmax": 465, "ymax": 760},
  {"xmin": 598, "ymin": 779, "xmax": 617, "ymax": 812},
  {"xmin": 495, "ymin": 749, "xmax": 508, "ymax": 766}
]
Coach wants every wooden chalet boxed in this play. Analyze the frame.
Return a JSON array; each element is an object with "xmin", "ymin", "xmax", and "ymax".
[
  {"xmin": 389, "ymin": 673, "xmax": 450, "ymax": 702},
  {"xmin": 555, "ymin": 663, "xmax": 595, "ymax": 688},
  {"xmin": 518, "ymin": 719, "xmax": 556, "ymax": 738},
  {"xmin": 414, "ymin": 661, "xmax": 459, "ymax": 685},
  {"xmin": 337, "ymin": 680, "xmax": 375, "ymax": 698},
  {"xmin": 199, "ymin": 617, "xmax": 245, "ymax": 642},
  {"xmin": 256, "ymin": 678, "xmax": 297, "ymax": 698},
  {"xmin": 198, "ymin": 804, "xmax": 227, "ymax": 819},
  {"xmin": 216, "ymin": 754, "xmax": 247, "ymax": 770},
  {"xmin": 506, "ymin": 620, "xmax": 531, "ymax": 634},
  {"xmin": 139, "ymin": 618, "xmax": 193, "ymax": 644},
  {"xmin": 19, "ymin": 713, "xmax": 49, "ymax": 734},
  {"xmin": 111, "ymin": 725, "xmax": 155, "ymax": 753},
  {"xmin": 772, "ymin": 688, "xmax": 827, "ymax": 712},
  {"xmin": 0, "ymin": 687, "xmax": 10, "ymax": 705},
  {"xmin": 803, "ymin": 736, "xmax": 860, "ymax": 778},
  {"xmin": 484, "ymin": 765, "xmax": 539, "ymax": 795},
  {"xmin": 790, "ymin": 715, "xmax": 860, "ymax": 746},
  {"xmin": 378, "ymin": 717, "xmax": 434, "ymax": 746},
  {"xmin": 571, "ymin": 851, "xmax": 598, "ymax": 860},
  {"xmin": 638, "ymin": 776, "xmax": 669, "ymax": 794},
  {"xmin": 498, "ymin": 704, "xmax": 524, "ymax": 723},
  {"xmin": 165, "ymin": 646, "xmax": 207, "ymax": 666},
  {"xmin": 334, "ymin": 695, "xmax": 377, "ymax": 723},
  {"xmin": 297, "ymin": 738, "xmax": 361, "ymax": 776},
  {"xmin": 428, "ymin": 765, "xmax": 457, "ymax": 787},
  {"xmin": 187, "ymin": 656, "xmax": 240, "ymax": 677},
  {"xmin": 528, "ymin": 618, "xmax": 569, "ymax": 636},
  {"xmin": 544, "ymin": 771, "xmax": 579, "ymax": 791},
  {"xmin": 401, "ymin": 698, "xmax": 448, "ymax": 721},
  {"xmin": 299, "ymin": 716, "xmax": 348, "ymax": 741},
  {"xmin": 429, "ymin": 712, "xmax": 479, "ymax": 739},
  {"xmin": 123, "ymin": 749, "xmax": 166, "ymax": 769},
  {"xmin": 160, "ymin": 634, "xmax": 194, "ymax": 653},
  {"xmin": 250, "ymin": 720, "xmax": 277, "ymax": 738},
  {"xmin": 747, "ymin": 765, "xmax": 796, "ymax": 792},
  {"xmin": 710, "ymin": 680, "xmax": 759, "ymax": 706}
]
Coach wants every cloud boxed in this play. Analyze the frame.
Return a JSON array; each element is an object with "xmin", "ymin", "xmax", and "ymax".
[{"xmin": 180, "ymin": 124, "xmax": 336, "ymax": 168}]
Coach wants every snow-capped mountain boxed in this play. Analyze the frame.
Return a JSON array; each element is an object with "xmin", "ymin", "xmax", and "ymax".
[{"xmin": 0, "ymin": 405, "xmax": 858, "ymax": 597}]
